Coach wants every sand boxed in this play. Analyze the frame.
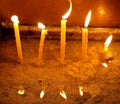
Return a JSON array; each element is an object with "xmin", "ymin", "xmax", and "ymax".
[{"xmin": 0, "ymin": 37, "xmax": 120, "ymax": 104}]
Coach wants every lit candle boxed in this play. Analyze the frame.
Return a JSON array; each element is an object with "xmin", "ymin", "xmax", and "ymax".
[
  {"xmin": 60, "ymin": 0, "xmax": 72, "ymax": 64},
  {"xmin": 40, "ymin": 90, "xmax": 45, "ymax": 99},
  {"xmin": 11, "ymin": 15, "xmax": 23, "ymax": 64},
  {"xmin": 18, "ymin": 86, "xmax": 25, "ymax": 95},
  {"xmin": 102, "ymin": 62, "xmax": 108, "ymax": 68},
  {"xmin": 79, "ymin": 86, "xmax": 84, "ymax": 96},
  {"xmin": 38, "ymin": 22, "xmax": 47, "ymax": 65},
  {"xmin": 60, "ymin": 90, "xmax": 67, "ymax": 100},
  {"xmin": 102, "ymin": 35, "xmax": 113, "ymax": 61},
  {"xmin": 104, "ymin": 35, "xmax": 112, "ymax": 52},
  {"xmin": 82, "ymin": 10, "xmax": 92, "ymax": 60}
]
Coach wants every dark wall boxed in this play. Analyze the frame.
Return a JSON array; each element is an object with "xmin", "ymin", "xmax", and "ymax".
[{"xmin": 0, "ymin": 0, "xmax": 120, "ymax": 27}]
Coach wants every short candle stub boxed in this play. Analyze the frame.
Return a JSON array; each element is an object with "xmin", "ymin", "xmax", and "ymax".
[
  {"xmin": 18, "ymin": 86, "xmax": 25, "ymax": 95},
  {"xmin": 60, "ymin": 90, "xmax": 67, "ymax": 100},
  {"xmin": 100, "ymin": 35, "xmax": 114, "ymax": 63},
  {"xmin": 100, "ymin": 50, "xmax": 114, "ymax": 63},
  {"xmin": 40, "ymin": 90, "xmax": 45, "ymax": 99}
]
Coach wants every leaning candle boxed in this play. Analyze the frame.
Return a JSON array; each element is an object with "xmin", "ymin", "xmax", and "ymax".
[
  {"xmin": 11, "ymin": 15, "xmax": 23, "ymax": 64},
  {"xmin": 104, "ymin": 35, "xmax": 112, "ymax": 52},
  {"xmin": 82, "ymin": 10, "xmax": 92, "ymax": 60},
  {"xmin": 38, "ymin": 22, "xmax": 47, "ymax": 65},
  {"xmin": 60, "ymin": 0, "xmax": 72, "ymax": 64},
  {"xmin": 102, "ymin": 35, "xmax": 113, "ymax": 61}
]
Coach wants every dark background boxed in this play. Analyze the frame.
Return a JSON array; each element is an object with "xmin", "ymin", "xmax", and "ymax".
[{"xmin": 0, "ymin": 0, "xmax": 120, "ymax": 27}]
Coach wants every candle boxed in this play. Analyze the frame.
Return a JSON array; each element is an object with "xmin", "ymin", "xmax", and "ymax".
[
  {"xmin": 102, "ymin": 62, "xmax": 108, "ymax": 68},
  {"xmin": 104, "ymin": 35, "xmax": 112, "ymax": 52},
  {"xmin": 18, "ymin": 86, "xmax": 25, "ymax": 95},
  {"xmin": 11, "ymin": 15, "xmax": 23, "ymax": 64},
  {"xmin": 102, "ymin": 35, "xmax": 113, "ymax": 61},
  {"xmin": 40, "ymin": 90, "xmax": 45, "ymax": 99},
  {"xmin": 38, "ymin": 22, "xmax": 47, "ymax": 65},
  {"xmin": 82, "ymin": 10, "xmax": 92, "ymax": 60},
  {"xmin": 79, "ymin": 86, "xmax": 84, "ymax": 96},
  {"xmin": 60, "ymin": 0, "xmax": 72, "ymax": 64},
  {"xmin": 60, "ymin": 90, "xmax": 67, "ymax": 100}
]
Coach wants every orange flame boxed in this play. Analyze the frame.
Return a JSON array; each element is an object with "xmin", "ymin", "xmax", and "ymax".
[
  {"xmin": 84, "ymin": 10, "xmax": 92, "ymax": 27},
  {"xmin": 11, "ymin": 15, "xmax": 19, "ymax": 23},
  {"xmin": 62, "ymin": 0, "xmax": 72, "ymax": 20},
  {"xmin": 38, "ymin": 22, "xmax": 46, "ymax": 29},
  {"xmin": 79, "ymin": 86, "xmax": 83, "ymax": 96},
  {"xmin": 60, "ymin": 90, "xmax": 67, "ymax": 99},
  {"xmin": 104, "ymin": 35, "xmax": 112, "ymax": 51},
  {"xmin": 40, "ymin": 90, "xmax": 45, "ymax": 99},
  {"xmin": 102, "ymin": 63, "xmax": 108, "ymax": 68}
]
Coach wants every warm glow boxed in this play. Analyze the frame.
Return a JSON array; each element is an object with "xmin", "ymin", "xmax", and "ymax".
[
  {"xmin": 79, "ymin": 86, "xmax": 83, "ymax": 96},
  {"xmin": 38, "ymin": 22, "xmax": 46, "ymax": 29},
  {"xmin": 84, "ymin": 10, "xmax": 92, "ymax": 28},
  {"xmin": 102, "ymin": 63, "xmax": 108, "ymax": 68},
  {"xmin": 99, "ymin": 10, "xmax": 105, "ymax": 15},
  {"xmin": 11, "ymin": 15, "xmax": 19, "ymax": 23},
  {"xmin": 104, "ymin": 35, "xmax": 112, "ymax": 48},
  {"xmin": 98, "ymin": 6, "xmax": 105, "ymax": 16},
  {"xmin": 60, "ymin": 90, "xmax": 67, "ymax": 99},
  {"xmin": 62, "ymin": 0, "xmax": 72, "ymax": 20},
  {"xmin": 40, "ymin": 90, "xmax": 45, "ymax": 99},
  {"xmin": 18, "ymin": 89, "xmax": 25, "ymax": 95}
]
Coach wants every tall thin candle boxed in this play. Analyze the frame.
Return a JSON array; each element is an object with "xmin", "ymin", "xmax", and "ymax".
[
  {"xmin": 11, "ymin": 15, "xmax": 23, "ymax": 64},
  {"xmin": 38, "ymin": 22, "xmax": 47, "ymax": 65},
  {"xmin": 60, "ymin": 0, "xmax": 72, "ymax": 64},
  {"xmin": 82, "ymin": 10, "xmax": 92, "ymax": 60}
]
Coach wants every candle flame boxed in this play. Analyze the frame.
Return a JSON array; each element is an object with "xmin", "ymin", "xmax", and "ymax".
[
  {"xmin": 102, "ymin": 63, "xmax": 108, "ymax": 68},
  {"xmin": 62, "ymin": 0, "xmax": 72, "ymax": 20},
  {"xmin": 79, "ymin": 86, "xmax": 83, "ymax": 96},
  {"xmin": 40, "ymin": 90, "xmax": 45, "ymax": 99},
  {"xmin": 18, "ymin": 89, "xmax": 25, "ymax": 95},
  {"xmin": 84, "ymin": 10, "xmax": 92, "ymax": 28},
  {"xmin": 104, "ymin": 35, "xmax": 112, "ymax": 48},
  {"xmin": 38, "ymin": 22, "xmax": 46, "ymax": 29},
  {"xmin": 11, "ymin": 15, "xmax": 19, "ymax": 23},
  {"xmin": 60, "ymin": 90, "xmax": 67, "ymax": 99}
]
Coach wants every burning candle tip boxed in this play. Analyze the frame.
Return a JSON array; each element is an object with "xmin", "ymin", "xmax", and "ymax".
[
  {"xmin": 79, "ymin": 86, "xmax": 84, "ymax": 96},
  {"xmin": 38, "ymin": 22, "xmax": 46, "ymax": 29},
  {"xmin": 40, "ymin": 90, "xmax": 45, "ymax": 99},
  {"xmin": 62, "ymin": 0, "xmax": 72, "ymax": 20},
  {"xmin": 11, "ymin": 15, "xmax": 19, "ymax": 23},
  {"xmin": 102, "ymin": 63, "xmax": 108, "ymax": 68},
  {"xmin": 104, "ymin": 35, "xmax": 113, "ymax": 51},
  {"xmin": 60, "ymin": 90, "xmax": 67, "ymax": 100},
  {"xmin": 18, "ymin": 89, "xmax": 25, "ymax": 95},
  {"xmin": 84, "ymin": 10, "xmax": 92, "ymax": 28}
]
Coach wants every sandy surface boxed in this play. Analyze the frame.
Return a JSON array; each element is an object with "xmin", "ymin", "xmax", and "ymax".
[{"xmin": 0, "ymin": 38, "xmax": 120, "ymax": 104}]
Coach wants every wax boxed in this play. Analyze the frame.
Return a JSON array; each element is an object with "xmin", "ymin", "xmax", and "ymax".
[
  {"xmin": 60, "ymin": 20, "xmax": 67, "ymax": 64},
  {"xmin": 11, "ymin": 16, "xmax": 23, "ymax": 64},
  {"xmin": 82, "ymin": 28, "xmax": 88, "ymax": 59}
]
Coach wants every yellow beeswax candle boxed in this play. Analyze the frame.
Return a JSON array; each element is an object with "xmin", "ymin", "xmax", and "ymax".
[
  {"xmin": 60, "ymin": 20, "xmax": 67, "ymax": 64},
  {"xmin": 82, "ymin": 10, "xmax": 92, "ymax": 60},
  {"xmin": 60, "ymin": 0, "xmax": 72, "ymax": 64},
  {"xmin": 11, "ymin": 15, "xmax": 23, "ymax": 64},
  {"xmin": 38, "ymin": 22, "xmax": 47, "ymax": 65}
]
